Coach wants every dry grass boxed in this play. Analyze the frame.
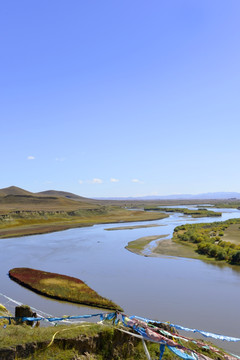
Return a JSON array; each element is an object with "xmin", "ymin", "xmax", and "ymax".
[
  {"xmin": 0, "ymin": 207, "xmax": 168, "ymax": 239},
  {"xmin": 223, "ymin": 224, "xmax": 240, "ymax": 244},
  {"xmin": 105, "ymin": 224, "xmax": 161, "ymax": 231},
  {"xmin": 152, "ymin": 238, "xmax": 202, "ymax": 259}
]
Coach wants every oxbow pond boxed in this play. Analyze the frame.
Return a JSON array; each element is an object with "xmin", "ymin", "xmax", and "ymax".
[{"xmin": 0, "ymin": 206, "xmax": 240, "ymax": 355}]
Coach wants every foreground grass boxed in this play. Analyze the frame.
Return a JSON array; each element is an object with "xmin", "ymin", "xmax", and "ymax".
[
  {"xmin": 9, "ymin": 268, "xmax": 122, "ymax": 311},
  {"xmin": 0, "ymin": 323, "xmax": 166, "ymax": 360},
  {"xmin": 0, "ymin": 321, "xmax": 233, "ymax": 360},
  {"xmin": 0, "ymin": 323, "xmax": 103, "ymax": 348},
  {"xmin": 0, "ymin": 207, "xmax": 168, "ymax": 239},
  {"xmin": 0, "ymin": 304, "xmax": 11, "ymax": 326}
]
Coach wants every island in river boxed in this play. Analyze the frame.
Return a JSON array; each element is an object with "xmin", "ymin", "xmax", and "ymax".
[{"xmin": 9, "ymin": 267, "xmax": 122, "ymax": 310}]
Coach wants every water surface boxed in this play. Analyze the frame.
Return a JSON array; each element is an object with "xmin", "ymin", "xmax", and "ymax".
[{"xmin": 0, "ymin": 206, "xmax": 240, "ymax": 354}]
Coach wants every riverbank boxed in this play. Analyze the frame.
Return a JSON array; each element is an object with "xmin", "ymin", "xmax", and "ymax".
[
  {"xmin": 151, "ymin": 218, "xmax": 240, "ymax": 266},
  {"xmin": 125, "ymin": 235, "xmax": 168, "ymax": 255},
  {"xmin": 125, "ymin": 235, "xmax": 210, "ymax": 261},
  {"xmin": 0, "ymin": 208, "xmax": 168, "ymax": 239},
  {"xmin": 145, "ymin": 206, "xmax": 222, "ymax": 217}
]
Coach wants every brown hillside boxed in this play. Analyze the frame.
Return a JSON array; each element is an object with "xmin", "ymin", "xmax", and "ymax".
[
  {"xmin": 36, "ymin": 190, "xmax": 96, "ymax": 202},
  {"xmin": 0, "ymin": 194, "xmax": 100, "ymax": 212},
  {"xmin": 0, "ymin": 186, "xmax": 33, "ymax": 197}
]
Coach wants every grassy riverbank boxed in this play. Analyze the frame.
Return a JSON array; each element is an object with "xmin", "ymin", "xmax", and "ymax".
[
  {"xmin": 152, "ymin": 238, "xmax": 203, "ymax": 259},
  {"xmin": 214, "ymin": 201, "xmax": 240, "ymax": 209},
  {"xmin": 9, "ymin": 268, "xmax": 122, "ymax": 311},
  {"xmin": 155, "ymin": 218, "xmax": 240, "ymax": 265},
  {"xmin": 125, "ymin": 235, "xmax": 168, "ymax": 255},
  {"xmin": 0, "ymin": 207, "xmax": 168, "ymax": 239},
  {"xmin": 144, "ymin": 206, "xmax": 222, "ymax": 217}
]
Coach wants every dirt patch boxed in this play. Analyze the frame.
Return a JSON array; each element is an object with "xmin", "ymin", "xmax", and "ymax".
[
  {"xmin": 152, "ymin": 239, "xmax": 201, "ymax": 259},
  {"xmin": 223, "ymin": 224, "xmax": 240, "ymax": 244},
  {"xmin": 105, "ymin": 224, "xmax": 161, "ymax": 231},
  {"xmin": 125, "ymin": 235, "xmax": 168, "ymax": 255}
]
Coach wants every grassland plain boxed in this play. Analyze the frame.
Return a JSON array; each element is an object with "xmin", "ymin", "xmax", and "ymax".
[
  {"xmin": 9, "ymin": 268, "xmax": 122, "ymax": 311},
  {"xmin": 0, "ymin": 207, "xmax": 169, "ymax": 239}
]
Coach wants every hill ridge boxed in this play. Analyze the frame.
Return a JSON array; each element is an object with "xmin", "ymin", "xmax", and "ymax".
[{"xmin": 0, "ymin": 186, "xmax": 33, "ymax": 197}]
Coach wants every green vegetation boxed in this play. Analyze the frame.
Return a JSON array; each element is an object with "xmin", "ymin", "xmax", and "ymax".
[
  {"xmin": 144, "ymin": 207, "xmax": 222, "ymax": 217},
  {"xmin": 0, "ymin": 304, "xmax": 11, "ymax": 326},
  {"xmin": 214, "ymin": 201, "xmax": 240, "ymax": 209},
  {"xmin": 0, "ymin": 207, "xmax": 168, "ymax": 239},
  {"xmin": 0, "ymin": 316, "xmax": 234, "ymax": 359},
  {"xmin": 125, "ymin": 235, "xmax": 168, "ymax": 255},
  {"xmin": 9, "ymin": 268, "xmax": 122, "ymax": 311},
  {"xmin": 173, "ymin": 218, "xmax": 240, "ymax": 265},
  {"xmin": 0, "ymin": 309, "xmax": 232, "ymax": 360}
]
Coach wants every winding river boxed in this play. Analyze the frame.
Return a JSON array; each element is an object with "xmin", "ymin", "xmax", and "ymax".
[{"xmin": 0, "ymin": 206, "xmax": 240, "ymax": 355}]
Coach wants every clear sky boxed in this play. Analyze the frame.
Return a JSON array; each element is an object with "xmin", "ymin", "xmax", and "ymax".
[{"xmin": 1, "ymin": 1, "xmax": 240, "ymax": 197}]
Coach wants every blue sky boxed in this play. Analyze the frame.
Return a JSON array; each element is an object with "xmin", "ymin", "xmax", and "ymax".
[{"xmin": 1, "ymin": 1, "xmax": 240, "ymax": 197}]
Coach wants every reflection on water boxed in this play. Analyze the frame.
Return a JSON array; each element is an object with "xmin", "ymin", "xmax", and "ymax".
[{"xmin": 0, "ymin": 206, "xmax": 240, "ymax": 354}]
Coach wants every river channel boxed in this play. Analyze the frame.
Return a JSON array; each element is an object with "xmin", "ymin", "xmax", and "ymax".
[{"xmin": 0, "ymin": 206, "xmax": 240, "ymax": 355}]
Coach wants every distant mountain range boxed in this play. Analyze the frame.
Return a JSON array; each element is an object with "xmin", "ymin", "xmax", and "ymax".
[
  {"xmin": 95, "ymin": 192, "xmax": 240, "ymax": 200},
  {"xmin": 0, "ymin": 186, "xmax": 240, "ymax": 202}
]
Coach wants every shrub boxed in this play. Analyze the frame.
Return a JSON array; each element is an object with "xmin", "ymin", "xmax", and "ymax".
[
  {"xmin": 216, "ymin": 249, "xmax": 227, "ymax": 261},
  {"xmin": 230, "ymin": 251, "xmax": 240, "ymax": 265}
]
